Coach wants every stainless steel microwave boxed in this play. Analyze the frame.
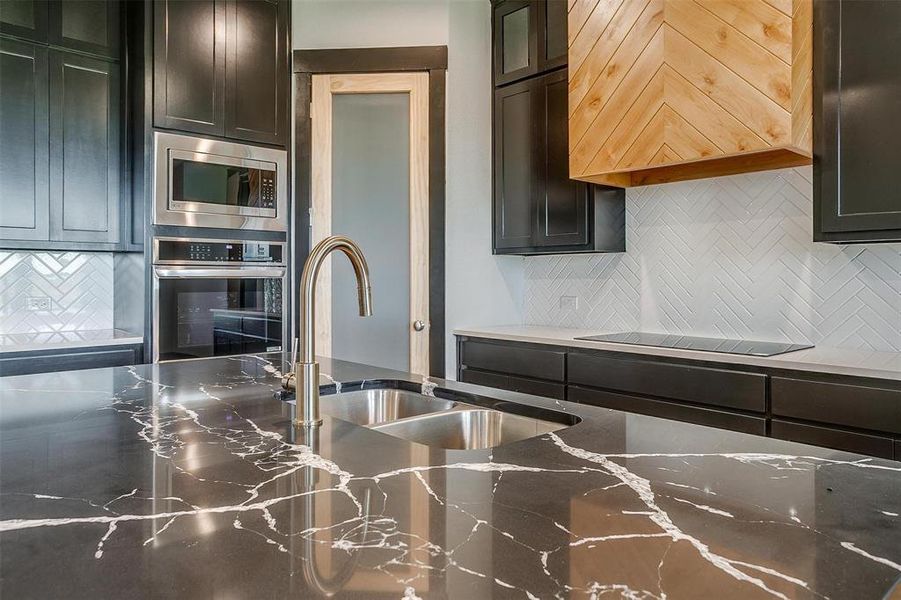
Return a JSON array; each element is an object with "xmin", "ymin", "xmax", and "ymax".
[{"xmin": 153, "ymin": 132, "xmax": 288, "ymax": 231}]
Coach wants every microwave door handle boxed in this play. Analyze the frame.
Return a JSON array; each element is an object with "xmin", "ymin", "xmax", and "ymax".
[{"xmin": 153, "ymin": 267, "xmax": 286, "ymax": 279}]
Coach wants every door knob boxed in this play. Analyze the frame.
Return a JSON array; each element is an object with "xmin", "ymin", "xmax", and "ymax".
[{"xmin": 413, "ymin": 320, "xmax": 426, "ymax": 331}]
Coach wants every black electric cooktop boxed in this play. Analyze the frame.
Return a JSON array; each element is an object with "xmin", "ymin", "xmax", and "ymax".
[{"xmin": 574, "ymin": 332, "xmax": 814, "ymax": 357}]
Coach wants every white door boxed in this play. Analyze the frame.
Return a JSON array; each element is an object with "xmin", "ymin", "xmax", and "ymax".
[{"xmin": 310, "ymin": 72, "xmax": 430, "ymax": 376}]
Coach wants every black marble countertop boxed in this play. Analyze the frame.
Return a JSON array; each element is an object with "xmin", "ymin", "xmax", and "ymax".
[{"xmin": 1, "ymin": 353, "xmax": 899, "ymax": 599}]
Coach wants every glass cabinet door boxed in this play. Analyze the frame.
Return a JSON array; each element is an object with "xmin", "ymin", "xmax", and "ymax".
[{"xmin": 494, "ymin": 1, "xmax": 536, "ymax": 85}]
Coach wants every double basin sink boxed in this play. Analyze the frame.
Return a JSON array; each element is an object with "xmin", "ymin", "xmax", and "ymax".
[{"xmin": 289, "ymin": 387, "xmax": 574, "ymax": 450}]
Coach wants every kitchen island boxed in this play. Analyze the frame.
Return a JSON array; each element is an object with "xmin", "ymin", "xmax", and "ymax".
[{"xmin": 1, "ymin": 353, "xmax": 899, "ymax": 599}]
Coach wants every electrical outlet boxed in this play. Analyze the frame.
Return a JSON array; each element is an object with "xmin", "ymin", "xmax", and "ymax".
[
  {"xmin": 26, "ymin": 296, "xmax": 51, "ymax": 311},
  {"xmin": 560, "ymin": 295, "xmax": 579, "ymax": 310}
]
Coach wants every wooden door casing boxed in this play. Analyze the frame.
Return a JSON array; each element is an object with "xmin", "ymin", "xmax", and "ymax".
[{"xmin": 310, "ymin": 73, "xmax": 430, "ymax": 376}]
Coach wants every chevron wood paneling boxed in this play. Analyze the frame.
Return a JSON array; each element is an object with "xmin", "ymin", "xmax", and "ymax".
[
  {"xmin": 0, "ymin": 251, "xmax": 114, "ymax": 335},
  {"xmin": 524, "ymin": 167, "xmax": 901, "ymax": 353},
  {"xmin": 569, "ymin": 0, "xmax": 812, "ymax": 187}
]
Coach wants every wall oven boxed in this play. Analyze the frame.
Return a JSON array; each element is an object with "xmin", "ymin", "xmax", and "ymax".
[
  {"xmin": 153, "ymin": 132, "xmax": 288, "ymax": 231},
  {"xmin": 152, "ymin": 238, "xmax": 287, "ymax": 362}
]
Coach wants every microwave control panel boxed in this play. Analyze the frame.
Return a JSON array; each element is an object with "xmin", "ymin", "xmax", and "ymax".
[
  {"xmin": 259, "ymin": 171, "xmax": 276, "ymax": 209},
  {"xmin": 156, "ymin": 239, "xmax": 284, "ymax": 265}
]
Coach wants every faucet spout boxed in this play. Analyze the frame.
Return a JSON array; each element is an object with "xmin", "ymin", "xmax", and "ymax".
[{"xmin": 284, "ymin": 235, "xmax": 373, "ymax": 426}]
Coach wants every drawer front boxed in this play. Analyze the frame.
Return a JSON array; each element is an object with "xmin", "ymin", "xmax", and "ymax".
[
  {"xmin": 771, "ymin": 377, "xmax": 901, "ymax": 435},
  {"xmin": 0, "ymin": 347, "xmax": 141, "ymax": 377},
  {"xmin": 771, "ymin": 419, "xmax": 894, "ymax": 459},
  {"xmin": 568, "ymin": 352, "xmax": 766, "ymax": 412},
  {"xmin": 460, "ymin": 339, "xmax": 565, "ymax": 382},
  {"xmin": 569, "ymin": 386, "xmax": 766, "ymax": 436},
  {"xmin": 461, "ymin": 368, "xmax": 565, "ymax": 400}
]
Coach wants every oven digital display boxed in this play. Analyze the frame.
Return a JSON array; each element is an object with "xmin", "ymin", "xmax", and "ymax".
[{"xmin": 157, "ymin": 240, "xmax": 283, "ymax": 264}]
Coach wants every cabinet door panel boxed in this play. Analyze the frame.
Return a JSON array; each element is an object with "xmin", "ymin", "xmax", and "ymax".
[
  {"xmin": 153, "ymin": 0, "xmax": 226, "ymax": 136},
  {"xmin": 494, "ymin": 0, "xmax": 537, "ymax": 85},
  {"xmin": 49, "ymin": 51, "xmax": 119, "ymax": 243},
  {"xmin": 48, "ymin": 0, "xmax": 119, "ymax": 58},
  {"xmin": 814, "ymin": 0, "xmax": 901, "ymax": 240},
  {"xmin": 541, "ymin": 0, "xmax": 567, "ymax": 69},
  {"xmin": 225, "ymin": 0, "xmax": 287, "ymax": 146},
  {"xmin": 494, "ymin": 79, "xmax": 537, "ymax": 250},
  {"xmin": 0, "ymin": 39, "xmax": 49, "ymax": 241},
  {"xmin": 460, "ymin": 339, "xmax": 565, "ymax": 381},
  {"xmin": 0, "ymin": 0, "xmax": 48, "ymax": 41},
  {"xmin": 536, "ymin": 69, "xmax": 589, "ymax": 247}
]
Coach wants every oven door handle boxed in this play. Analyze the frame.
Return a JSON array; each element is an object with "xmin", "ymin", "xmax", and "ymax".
[{"xmin": 153, "ymin": 266, "xmax": 287, "ymax": 279}]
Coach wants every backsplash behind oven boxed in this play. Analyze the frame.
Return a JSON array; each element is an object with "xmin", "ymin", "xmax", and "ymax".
[{"xmin": 523, "ymin": 167, "xmax": 901, "ymax": 352}]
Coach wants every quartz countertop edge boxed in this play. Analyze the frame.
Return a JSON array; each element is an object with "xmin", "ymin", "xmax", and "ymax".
[{"xmin": 454, "ymin": 325, "xmax": 901, "ymax": 382}]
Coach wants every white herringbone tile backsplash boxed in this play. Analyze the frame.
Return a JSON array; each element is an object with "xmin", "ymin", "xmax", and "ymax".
[
  {"xmin": 524, "ymin": 167, "xmax": 901, "ymax": 352},
  {"xmin": 0, "ymin": 251, "xmax": 115, "ymax": 334}
]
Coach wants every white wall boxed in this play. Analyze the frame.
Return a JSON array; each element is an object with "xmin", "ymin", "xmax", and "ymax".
[{"xmin": 292, "ymin": 0, "xmax": 524, "ymax": 378}]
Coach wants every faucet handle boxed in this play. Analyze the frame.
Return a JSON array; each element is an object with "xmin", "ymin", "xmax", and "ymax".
[{"xmin": 290, "ymin": 337, "xmax": 299, "ymax": 365}]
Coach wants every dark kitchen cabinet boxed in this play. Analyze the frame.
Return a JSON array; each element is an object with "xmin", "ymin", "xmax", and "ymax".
[
  {"xmin": 493, "ymin": 70, "xmax": 625, "ymax": 254},
  {"xmin": 493, "ymin": 0, "xmax": 567, "ymax": 86},
  {"xmin": 154, "ymin": 0, "xmax": 288, "ymax": 147},
  {"xmin": 49, "ymin": 0, "xmax": 119, "ymax": 58},
  {"xmin": 0, "ymin": 343, "xmax": 144, "ymax": 377},
  {"xmin": 49, "ymin": 51, "xmax": 120, "ymax": 244},
  {"xmin": 0, "ymin": 0, "xmax": 124, "ymax": 251},
  {"xmin": 456, "ymin": 335, "xmax": 901, "ymax": 459},
  {"xmin": 153, "ymin": 0, "xmax": 226, "ymax": 137},
  {"xmin": 0, "ymin": 0, "xmax": 48, "ymax": 41},
  {"xmin": 0, "ymin": 39, "xmax": 49, "ymax": 241},
  {"xmin": 814, "ymin": 0, "xmax": 901, "ymax": 242},
  {"xmin": 225, "ymin": 0, "xmax": 288, "ymax": 145}
]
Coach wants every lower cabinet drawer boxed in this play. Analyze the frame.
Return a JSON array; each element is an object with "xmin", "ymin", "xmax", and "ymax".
[
  {"xmin": 0, "ymin": 346, "xmax": 143, "ymax": 377},
  {"xmin": 461, "ymin": 368, "xmax": 565, "ymax": 400},
  {"xmin": 771, "ymin": 376, "xmax": 901, "ymax": 435},
  {"xmin": 569, "ymin": 385, "xmax": 765, "ymax": 436},
  {"xmin": 460, "ymin": 339, "xmax": 565, "ymax": 382},
  {"xmin": 568, "ymin": 352, "xmax": 766, "ymax": 412},
  {"xmin": 771, "ymin": 419, "xmax": 894, "ymax": 459}
]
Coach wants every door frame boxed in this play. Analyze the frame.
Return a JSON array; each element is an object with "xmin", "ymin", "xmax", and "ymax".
[{"xmin": 293, "ymin": 46, "xmax": 447, "ymax": 377}]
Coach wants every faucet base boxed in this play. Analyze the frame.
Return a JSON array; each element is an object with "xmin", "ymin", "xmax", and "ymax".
[{"xmin": 291, "ymin": 361, "xmax": 322, "ymax": 427}]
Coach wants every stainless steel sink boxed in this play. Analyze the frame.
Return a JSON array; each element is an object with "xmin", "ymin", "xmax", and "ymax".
[
  {"xmin": 370, "ymin": 408, "xmax": 566, "ymax": 450},
  {"xmin": 318, "ymin": 389, "xmax": 457, "ymax": 426}
]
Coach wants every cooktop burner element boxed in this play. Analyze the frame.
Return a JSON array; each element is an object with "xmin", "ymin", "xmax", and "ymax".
[{"xmin": 574, "ymin": 332, "xmax": 814, "ymax": 357}]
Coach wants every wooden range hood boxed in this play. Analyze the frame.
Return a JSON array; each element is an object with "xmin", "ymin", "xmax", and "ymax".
[{"xmin": 568, "ymin": 0, "xmax": 812, "ymax": 187}]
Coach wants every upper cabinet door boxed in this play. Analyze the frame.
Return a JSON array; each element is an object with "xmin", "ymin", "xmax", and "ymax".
[
  {"xmin": 0, "ymin": 39, "xmax": 49, "ymax": 241},
  {"xmin": 49, "ymin": 51, "xmax": 119, "ymax": 244},
  {"xmin": 48, "ymin": 0, "xmax": 119, "ymax": 58},
  {"xmin": 0, "ymin": 0, "xmax": 48, "ymax": 42},
  {"xmin": 494, "ymin": 0, "xmax": 538, "ymax": 86},
  {"xmin": 814, "ymin": 0, "xmax": 901, "ymax": 242},
  {"xmin": 494, "ymin": 78, "xmax": 538, "ymax": 251},
  {"xmin": 154, "ymin": 0, "xmax": 226, "ymax": 136},
  {"xmin": 540, "ymin": 0, "xmax": 567, "ymax": 71},
  {"xmin": 534, "ymin": 69, "xmax": 589, "ymax": 248},
  {"xmin": 225, "ymin": 0, "xmax": 287, "ymax": 146}
]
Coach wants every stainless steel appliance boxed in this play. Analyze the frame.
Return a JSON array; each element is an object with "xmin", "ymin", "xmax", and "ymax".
[
  {"xmin": 574, "ymin": 332, "xmax": 813, "ymax": 357},
  {"xmin": 153, "ymin": 132, "xmax": 288, "ymax": 231},
  {"xmin": 152, "ymin": 237, "xmax": 287, "ymax": 362}
]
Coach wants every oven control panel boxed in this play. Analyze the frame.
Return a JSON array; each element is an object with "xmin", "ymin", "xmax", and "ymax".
[
  {"xmin": 156, "ymin": 239, "xmax": 284, "ymax": 265},
  {"xmin": 260, "ymin": 171, "xmax": 276, "ymax": 209}
]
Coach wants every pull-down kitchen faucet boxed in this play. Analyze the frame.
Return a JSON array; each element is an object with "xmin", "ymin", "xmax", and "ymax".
[{"xmin": 282, "ymin": 235, "xmax": 372, "ymax": 426}]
